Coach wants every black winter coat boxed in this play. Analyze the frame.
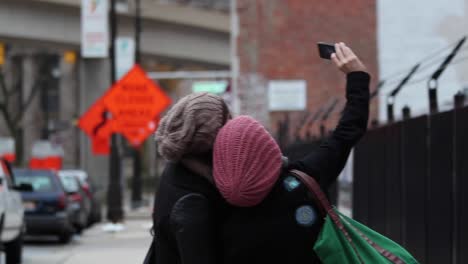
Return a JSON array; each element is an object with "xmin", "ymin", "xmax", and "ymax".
[
  {"xmin": 220, "ymin": 71, "xmax": 370, "ymax": 264},
  {"xmin": 151, "ymin": 71, "xmax": 370, "ymax": 264},
  {"xmin": 152, "ymin": 162, "xmax": 226, "ymax": 264}
]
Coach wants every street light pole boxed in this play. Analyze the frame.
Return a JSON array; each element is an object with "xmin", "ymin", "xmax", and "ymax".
[
  {"xmin": 107, "ymin": 0, "xmax": 124, "ymax": 223},
  {"xmin": 230, "ymin": 0, "xmax": 240, "ymax": 115},
  {"xmin": 135, "ymin": 0, "xmax": 141, "ymax": 64},
  {"xmin": 131, "ymin": 0, "xmax": 143, "ymax": 209}
]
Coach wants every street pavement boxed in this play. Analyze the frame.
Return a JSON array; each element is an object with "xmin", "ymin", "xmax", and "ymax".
[{"xmin": 23, "ymin": 217, "xmax": 153, "ymax": 264}]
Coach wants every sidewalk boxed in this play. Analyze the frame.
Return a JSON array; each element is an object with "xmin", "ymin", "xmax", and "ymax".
[
  {"xmin": 64, "ymin": 218, "xmax": 153, "ymax": 264},
  {"xmin": 124, "ymin": 201, "xmax": 153, "ymax": 220},
  {"xmin": 23, "ymin": 208, "xmax": 153, "ymax": 264}
]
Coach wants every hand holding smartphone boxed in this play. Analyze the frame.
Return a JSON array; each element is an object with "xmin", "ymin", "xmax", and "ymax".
[
  {"xmin": 318, "ymin": 42, "xmax": 367, "ymax": 73},
  {"xmin": 317, "ymin": 42, "xmax": 336, "ymax": 60}
]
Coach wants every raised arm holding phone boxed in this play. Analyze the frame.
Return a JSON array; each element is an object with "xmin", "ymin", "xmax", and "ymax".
[
  {"xmin": 212, "ymin": 43, "xmax": 371, "ymax": 264},
  {"xmin": 148, "ymin": 42, "xmax": 372, "ymax": 264}
]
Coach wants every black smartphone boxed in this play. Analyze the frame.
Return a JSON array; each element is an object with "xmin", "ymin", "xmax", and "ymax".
[{"xmin": 317, "ymin": 42, "xmax": 336, "ymax": 60}]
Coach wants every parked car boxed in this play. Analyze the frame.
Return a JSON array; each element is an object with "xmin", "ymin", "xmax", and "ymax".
[
  {"xmin": 57, "ymin": 172, "xmax": 90, "ymax": 234},
  {"xmin": 58, "ymin": 170, "xmax": 102, "ymax": 226},
  {"xmin": 0, "ymin": 159, "xmax": 33, "ymax": 264},
  {"xmin": 13, "ymin": 169, "xmax": 76, "ymax": 243}
]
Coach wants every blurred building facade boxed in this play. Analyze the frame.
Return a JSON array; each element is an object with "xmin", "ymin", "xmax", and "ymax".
[
  {"xmin": 3, "ymin": 0, "xmax": 464, "ymax": 187},
  {"xmin": 152, "ymin": 0, "xmax": 229, "ymax": 11},
  {"xmin": 0, "ymin": 0, "xmax": 230, "ymax": 187},
  {"xmin": 235, "ymin": 0, "xmax": 379, "ymax": 145},
  {"xmin": 377, "ymin": 0, "xmax": 468, "ymax": 121}
]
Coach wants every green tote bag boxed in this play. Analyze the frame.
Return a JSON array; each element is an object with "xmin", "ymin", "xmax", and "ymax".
[{"xmin": 290, "ymin": 170, "xmax": 419, "ymax": 264}]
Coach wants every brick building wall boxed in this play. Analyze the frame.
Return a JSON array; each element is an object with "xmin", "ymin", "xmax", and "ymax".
[{"xmin": 236, "ymin": 0, "xmax": 379, "ymax": 143}]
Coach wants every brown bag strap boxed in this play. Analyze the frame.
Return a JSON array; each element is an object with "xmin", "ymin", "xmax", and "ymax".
[
  {"xmin": 289, "ymin": 170, "xmax": 365, "ymax": 264},
  {"xmin": 289, "ymin": 170, "xmax": 331, "ymax": 216},
  {"xmin": 289, "ymin": 169, "xmax": 406, "ymax": 264}
]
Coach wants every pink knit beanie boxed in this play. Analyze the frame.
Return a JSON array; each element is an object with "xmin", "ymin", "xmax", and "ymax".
[{"xmin": 213, "ymin": 116, "xmax": 282, "ymax": 207}]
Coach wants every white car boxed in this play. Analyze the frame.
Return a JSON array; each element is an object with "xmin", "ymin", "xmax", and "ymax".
[{"xmin": 0, "ymin": 159, "xmax": 32, "ymax": 264}]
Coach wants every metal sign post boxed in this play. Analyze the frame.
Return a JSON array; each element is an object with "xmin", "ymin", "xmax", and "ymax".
[
  {"xmin": 107, "ymin": 0, "xmax": 124, "ymax": 223},
  {"xmin": 131, "ymin": 0, "xmax": 143, "ymax": 209}
]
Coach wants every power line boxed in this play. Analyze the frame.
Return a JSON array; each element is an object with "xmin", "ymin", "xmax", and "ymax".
[
  {"xmin": 381, "ymin": 55, "xmax": 468, "ymax": 89},
  {"xmin": 380, "ymin": 39, "xmax": 468, "ymax": 83},
  {"xmin": 410, "ymin": 55, "xmax": 468, "ymax": 85},
  {"xmin": 383, "ymin": 46, "xmax": 468, "ymax": 86},
  {"xmin": 382, "ymin": 48, "xmax": 468, "ymax": 88}
]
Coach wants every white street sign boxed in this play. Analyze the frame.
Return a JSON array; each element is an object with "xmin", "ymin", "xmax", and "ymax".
[
  {"xmin": 81, "ymin": 0, "xmax": 109, "ymax": 58},
  {"xmin": 268, "ymin": 80, "xmax": 307, "ymax": 111},
  {"xmin": 116, "ymin": 37, "xmax": 135, "ymax": 80}
]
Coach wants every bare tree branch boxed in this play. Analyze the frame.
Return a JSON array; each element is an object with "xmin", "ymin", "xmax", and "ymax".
[
  {"xmin": 14, "ymin": 76, "xmax": 43, "ymax": 124},
  {"xmin": 0, "ymin": 72, "xmax": 16, "ymax": 136},
  {"xmin": 6, "ymin": 71, "xmax": 21, "ymax": 97},
  {"xmin": 0, "ymin": 103, "xmax": 15, "ymax": 135},
  {"xmin": 6, "ymin": 87, "xmax": 19, "ymax": 97},
  {"xmin": 0, "ymin": 71, "xmax": 9, "ymax": 105}
]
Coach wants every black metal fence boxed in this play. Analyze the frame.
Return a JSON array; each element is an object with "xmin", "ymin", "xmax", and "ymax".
[{"xmin": 353, "ymin": 106, "xmax": 468, "ymax": 264}]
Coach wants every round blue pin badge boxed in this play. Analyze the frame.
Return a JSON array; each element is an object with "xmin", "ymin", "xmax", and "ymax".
[{"xmin": 295, "ymin": 205, "xmax": 317, "ymax": 227}]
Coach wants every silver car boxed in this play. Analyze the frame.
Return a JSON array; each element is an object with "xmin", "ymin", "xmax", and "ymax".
[{"xmin": 0, "ymin": 159, "xmax": 32, "ymax": 264}]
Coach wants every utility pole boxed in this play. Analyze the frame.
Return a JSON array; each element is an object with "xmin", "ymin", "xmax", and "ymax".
[
  {"xmin": 107, "ymin": 0, "xmax": 124, "ymax": 223},
  {"xmin": 134, "ymin": 0, "xmax": 141, "ymax": 64},
  {"xmin": 230, "ymin": 0, "xmax": 240, "ymax": 115},
  {"xmin": 131, "ymin": 0, "xmax": 143, "ymax": 209}
]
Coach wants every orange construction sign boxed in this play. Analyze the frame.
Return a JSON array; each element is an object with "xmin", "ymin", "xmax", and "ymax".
[
  {"xmin": 120, "ymin": 117, "xmax": 160, "ymax": 148},
  {"xmin": 78, "ymin": 64, "xmax": 171, "ymax": 154},
  {"xmin": 78, "ymin": 98, "xmax": 114, "ymax": 138},
  {"xmin": 78, "ymin": 94, "xmax": 114, "ymax": 155},
  {"xmin": 91, "ymin": 135, "xmax": 110, "ymax": 155},
  {"xmin": 104, "ymin": 65, "xmax": 171, "ymax": 135}
]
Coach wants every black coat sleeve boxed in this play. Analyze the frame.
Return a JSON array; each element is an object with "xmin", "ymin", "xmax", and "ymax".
[
  {"xmin": 169, "ymin": 193, "xmax": 217, "ymax": 264},
  {"xmin": 289, "ymin": 71, "xmax": 370, "ymax": 188}
]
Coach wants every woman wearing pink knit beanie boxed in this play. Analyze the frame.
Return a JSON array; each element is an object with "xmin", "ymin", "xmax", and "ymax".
[
  {"xmin": 213, "ymin": 115, "xmax": 283, "ymax": 207},
  {"xmin": 213, "ymin": 43, "xmax": 370, "ymax": 264},
  {"xmin": 146, "ymin": 92, "xmax": 230, "ymax": 264}
]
